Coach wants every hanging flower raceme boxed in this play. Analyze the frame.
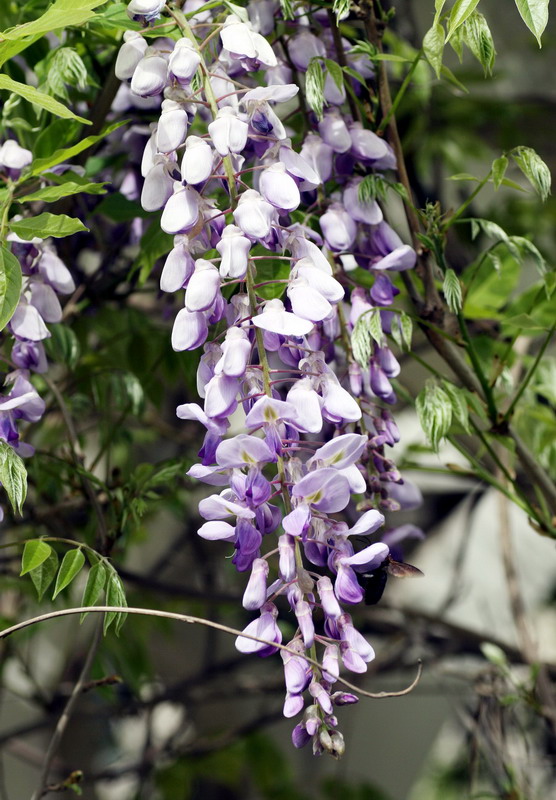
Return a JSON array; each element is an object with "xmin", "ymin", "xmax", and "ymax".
[{"xmin": 118, "ymin": 0, "xmax": 421, "ymax": 756}]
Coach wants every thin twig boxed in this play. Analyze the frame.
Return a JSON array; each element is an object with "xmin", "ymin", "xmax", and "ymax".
[{"xmin": 0, "ymin": 606, "xmax": 422, "ymax": 701}]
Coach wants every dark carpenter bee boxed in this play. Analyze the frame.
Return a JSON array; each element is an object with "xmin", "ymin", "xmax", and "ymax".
[{"xmin": 360, "ymin": 555, "xmax": 423, "ymax": 605}]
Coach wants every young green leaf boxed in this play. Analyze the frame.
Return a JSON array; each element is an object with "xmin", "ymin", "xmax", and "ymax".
[
  {"xmin": 17, "ymin": 181, "xmax": 108, "ymax": 204},
  {"xmin": 463, "ymin": 12, "xmax": 496, "ymax": 75},
  {"xmin": 423, "ymin": 22, "xmax": 445, "ymax": 77},
  {"xmin": 0, "ymin": 76, "xmax": 91, "ymax": 125},
  {"xmin": 446, "ymin": 0, "xmax": 481, "ymax": 40},
  {"xmin": 29, "ymin": 120, "xmax": 127, "ymax": 176},
  {"xmin": 400, "ymin": 311, "xmax": 413, "ymax": 350},
  {"xmin": 442, "ymin": 380, "xmax": 471, "ymax": 433},
  {"xmin": 82, "ymin": 562, "xmax": 107, "ymax": 607},
  {"xmin": 0, "ymin": 441, "xmax": 27, "ymax": 515},
  {"xmin": 44, "ymin": 324, "xmax": 81, "ymax": 369},
  {"xmin": 52, "ymin": 548, "xmax": 86, "ymax": 598},
  {"xmin": 0, "ymin": 246, "xmax": 22, "ymax": 332},
  {"xmin": 30, "ymin": 549, "xmax": 59, "ymax": 600},
  {"xmin": 21, "ymin": 540, "xmax": 52, "ymax": 576},
  {"xmin": 333, "ymin": 0, "xmax": 351, "ymax": 21},
  {"xmin": 509, "ymin": 236, "xmax": 547, "ymax": 275},
  {"xmin": 368, "ymin": 309, "xmax": 384, "ymax": 346},
  {"xmin": 351, "ymin": 315, "xmax": 372, "ymax": 368},
  {"xmin": 104, "ymin": 572, "xmax": 128, "ymax": 635},
  {"xmin": 10, "ymin": 213, "xmax": 88, "ymax": 240},
  {"xmin": 278, "ymin": 0, "xmax": 295, "ymax": 20},
  {"xmin": 0, "ymin": 0, "xmax": 109, "ymax": 41},
  {"xmin": 443, "ymin": 268, "xmax": 463, "ymax": 312},
  {"xmin": 324, "ymin": 59, "xmax": 344, "ymax": 93},
  {"xmin": 511, "ymin": 146, "xmax": 551, "ymax": 201},
  {"xmin": 514, "ymin": 0, "xmax": 549, "ymax": 46},
  {"xmin": 491, "ymin": 155, "xmax": 508, "ymax": 189},
  {"xmin": 305, "ymin": 58, "xmax": 325, "ymax": 120},
  {"xmin": 415, "ymin": 381, "xmax": 453, "ymax": 451}
]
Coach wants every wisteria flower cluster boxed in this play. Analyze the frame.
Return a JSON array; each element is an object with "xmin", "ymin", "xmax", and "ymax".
[
  {"xmin": 115, "ymin": 0, "xmax": 422, "ymax": 756},
  {"xmin": 0, "ymin": 141, "xmax": 78, "ymax": 520}
]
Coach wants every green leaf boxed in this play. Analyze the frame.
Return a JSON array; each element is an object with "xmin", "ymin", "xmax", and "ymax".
[
  {"xmin": 446, "ymin": 0, "xmax": 481, "ymax": 40},
  {"xmin": 333, "ymin": 0, "xmax": 350, "ymax": 21},
  {"xmin": 0, "ymin": 76, "xmax": 90, "ymax": 125},
  {"xmin": 0, "ymin": 440, "xmax": 27, "ymax": 515},
  {"xmin": 423, "ymin": 22, "xmax": 445, "ymax": 77},
  {"xmin": 306, "ymin": 57, "xmax": 325, "ymax": 121},
  {"xmin": 368, "ymin": 309, "xmax": 383, "ymax": 346},
  {"xmin": 439, "ymin": 64, "xmax": 469, "ymax": 92},
  {"xmin": 29, "ymin": 120, "xmax": 127, "ymax": 176},
  {"xmin": 104, "ymin": 571, "xmax": 127, "ymax": 635},
  {"xmin": 449, "ymin": 22, "xmax": 465, "ymax": 60},
  {"xmin": 278, "ymin": 0, "xmax": 295, "ymax": 20},
  {"xmin": 53, "ymin": 548, "xmax": 85, "ymax": 598},
  {"xmin": 0, "ymin": 246, "xmax": 22, "ymax": 332},
  {"xmin": 491, "ymin": 155, "xmax": 508, "ymax": 190},
  {"xmin": 400, "ymin": 311, "xmax": 413, "ymax": 349},
  {"xmin": 253, "ymin": 258, "xmax": 290, "ymax": 300},
  {"xmin": 10, "ymin": 212, "xmax": 88, "ymax": 240},
  {"xmin": 81, "ymin": 562, "xmax": 107, "ymax": 610},
  {"xmin": 509, "ymin": 236, "xmax": 546, "ymax": 276},
  {"xmin": 443, "ymin": 268, "xmax": 462, "ymax": 312},
  {"xmin": 442, "ymin": 380, "xmax": 471, "ymax": 433},
  {"xmin": 324, "ymin": 59, "xmax": 344, "ymax": 94},
  {"xmin": 17, "ymin": 181, "xmax": 108, "ymax": 204},
  {"xmin": 514, "ymin": 0, "xmax": 549, "ymax": 46},
  {"xmin": 351, "ymin": 315, "xmax": 372, "ymax": 368},
  {"xmin": 415, "ymin": 381, "xmax": 453, "ymax": 451},
  {"xmin": 0, "ymin": 0, "xmax": 109, "ymax": 40},
  {"xmin": 34, "ymin": 119, "xmax": 82, "ymax": 160},
  {"xmin": 511, "ymin": 146, "xmax": 551, "ymax": 201},
  {"xmin": 463, "ymin": 12, "xmax": 496, "ymax": 75},
  {"xmin": 29, "ymin": 548, "xmax": 59, "ymax": 601},
  {"xmin": 21, "ymin": 540, "xmax": 52, "ymax": 576}
]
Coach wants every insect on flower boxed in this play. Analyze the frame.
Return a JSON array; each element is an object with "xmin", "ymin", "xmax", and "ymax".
[{"xmin": 360, "ymin": 556, "xmax": 424, "ymax": 606}]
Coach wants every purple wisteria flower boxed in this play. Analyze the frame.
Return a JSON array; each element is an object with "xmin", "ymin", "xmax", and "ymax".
[{"xmin": 116, "ymin": 0, "xmax": 422, "ymax": 756}]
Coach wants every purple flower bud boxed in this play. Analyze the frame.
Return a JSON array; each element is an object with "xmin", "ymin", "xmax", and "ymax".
[
  {"xmin": 370, "ymin": 363, "xmax": 395, "ymax": 403},
  {"xmin": 309, "ymin": 681, "xmax": 333, "ymax": 715},
  {"xmin": 349, "ymin": 363, "xmax": 362, "ymax": 396},
  {"xmin": 168, "ymin": 38, "xmax": 202, "ymax": 84},
  {"xmin": 9, "ymin": 302, "xmax": 49, "ymax": 342},
  {"xmin": 160, "ymin": 238, "xmax": 195, "ymax": 292},
  {"xmin": 349, "ymin": 122, "xmax": 389, "ymax": 163},
  {"xmin": 216, "ymin": 327, "xmax": 251, "ymax": 378},
  {"xmin": 220, "ymin": 14, "xmax": 277, "ymax": 68},
  {"xmin": 288, "ymin": 32, "xmax": 326, "ymax": 71},
  {"xmin": 252, "ymin": 298, "xmax": 313, "ymax": 337},
  {"xmin": 11, "ymin": 341, "xmax": 47, "ymax": 373},
  {"xmin": 216, "ymin": 224, "xmax": 251, "ymax": 279},
  {"xmin": 0, "ymin": 140, "xmax": 32, "ymax": 179},
  {"xmin": 242, "ymin": 557, "xmax": 269, "ymax": 609},
  {"xmin": 185, "ymin": 259, "xmax": 220, "ymax": 312},
  {"xmin": 334, "ymin": 563, "xmax": 364, "ymax": 605},
  {"xmin": 130, "ymin": 50, "xmax": 168, "ymax": 97},
  {"xmin": 156, "ymin": 99, "xmax": 188, "ymax": 153},
  {"xmin": 181, "ymin": 136, "xmax": 213, "ymax": 185},
  {"xmin": 161, "ymin": 184, "xmax": 200, "ymax": 234},
  {"xmin": 318, "ymin": 111, "xmax": 352, "ymax": 153},
  {"xmin": 208, "ymin": 108, "xmax": 249, "ymax": 156},
  {"xmin": 292, "ymin": 723, "xmax": 311, "ymax": 748},
  {"xmin": 233, "ymin": 189, "xmax": 276, "ymax": 240},
  {"xmin": 343, "ymin": 180, "xmax": 383, "ymax": 225},
  {"xmin": 171, "ymin": 308, "xmax": 208, "ymax": 351},
  {"xmin": 141, "ymin": 158, "xmax": 175, "ymax": 212},
  {"xmin": 295, "ymin": 599, "xmax": 314, "ymax": 648},
  {"xmin": 317, "ymin": 576, "xmax": 342, "ymax": 619},
  {"xmin": 278, "ymin": 533, "xmax": 296, "ymax": 581},
  {"xmin": 259, "ymin": 163, "xmax": 300, "ymax": 212},
  {"xmin": 370, "ymin": 273, "xmax": 397, "ymax": 305},
  {"xmin": 324, "ymin": 71, "xmax": 345, "ymax": 106},
  {"xmin": 281, "ymin": 641, "xmax": 312, "ymax": 695},
  {"xmin": 322, "ymin": 644, "xmax": 340, "ymax": 682},
  {"xmin": 115, "ymin": 31, "xmax": 148, "ymax": 80},
  {"xmin": 338, "ymin": 614, "xmax": 375, "ymax": 663},
  {"xmin": 320, "ymin": 204, "xmax": 357, "ymax": 252},
  {"xmin": 284, "ymin": 693, "xmax": 305, "ymax": 718},
  {"xmin": 204, "ymin": 374, "xmax": 239, "ymax": 419},
  {"xmin": 127, "ymin": 0, "xmax": 165, "ymax": 23},
  {"xmin": 286, "ymin": 379, "xmax": 323, "ymax": 434},
  {"xmin": 235, "ymin": 602, "xmax": 282, "ymax": 656},
  {"xmin": 29, "ymin": 282, "xmax": 61, "ymax": 323},
  {"xmin": 331, "ymin": 691, "xmax": 359, "ymax": 705}
]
